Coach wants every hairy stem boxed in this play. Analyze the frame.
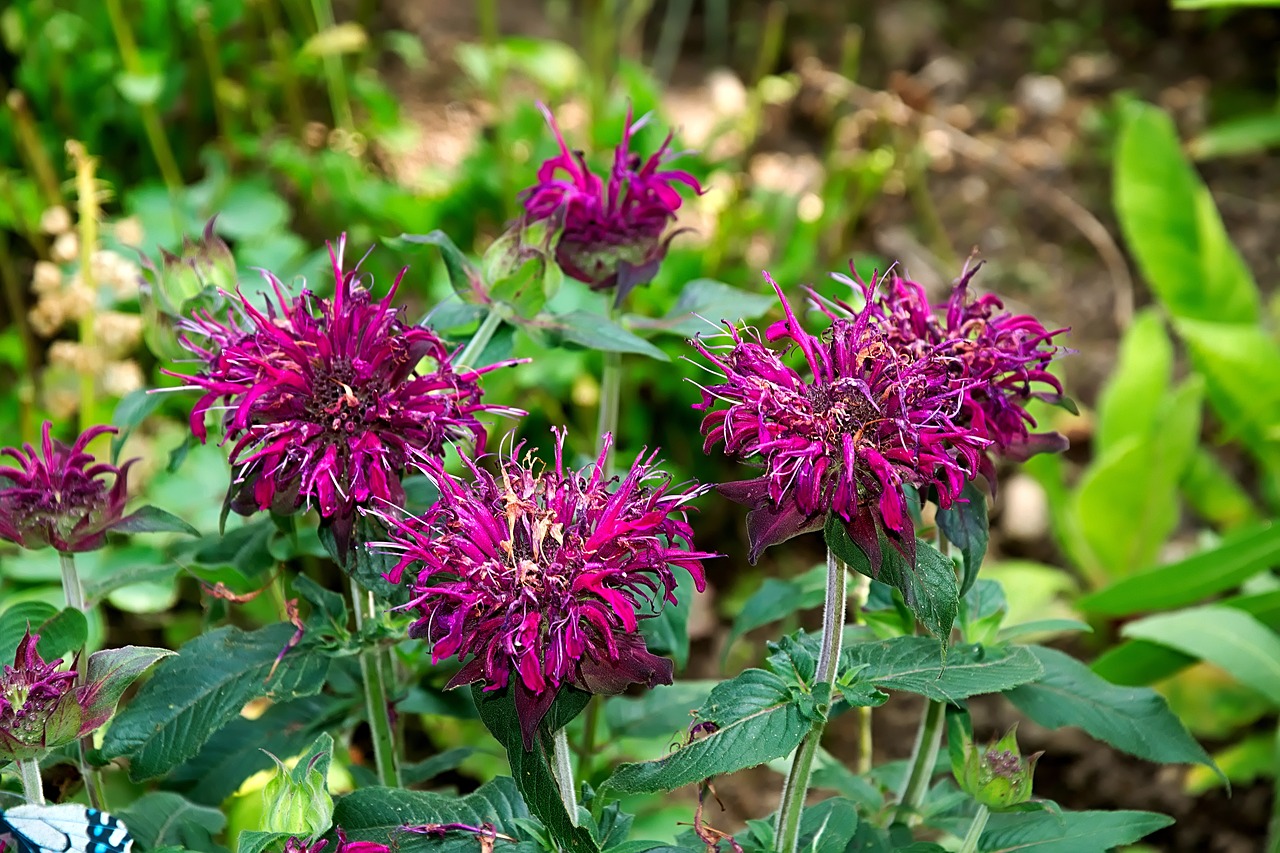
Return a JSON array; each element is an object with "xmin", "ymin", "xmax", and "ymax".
[
  {"xmin": 551, "ymin": 726, "xmax": 579, "ymax": 826},
  {"xmin": 58, "ymin": 551, "xmax": 103, "ymax": 809},
  {"xmin": 775, "ymin": 547, "xmax": 848, "ymax": 853},
  {"xmin": 595, "ymin": 350, "xmax": 622, "ymax": 473},
  {"xmin": 456, "ymin": 307, "xmax": 504, "ymax": 370},
  {"xmin": 17, "ymin": 757, "xmax": 44, "ymax": 804},
  {"xmin": 894, "ymin": 693, "xmax": 946, "ymax": 826},
  {"xmin": 851, "ymin": 570, "xmax": 873, "ymax": 774},
  {"xmin": 69, "ymin": 142, "xmax": 100, "ymax": 434},
  {"xmin": 350, "ymin": 578, "xmax": 401, "ymax": 787},
  {"xmin": 959, "ymin": 804, "xmax": 991, "ymax": 853}
]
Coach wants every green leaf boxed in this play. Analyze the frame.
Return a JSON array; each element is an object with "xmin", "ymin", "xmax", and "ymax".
[
  {"xmin": 603, "ymin": 669, "xmax": 810, "ymax": 794},
  {"xmin": 935, "ymin": 482, "xmax": 989, "ymax": 595},
  {"xmin": 334, "ymin": 779, "xmax": 531, "ymax": 853},
  {"xmin": 101, "ymin": 623, "xmax": 331, "ymax": 780},
  {"xmin": 403, "ymin": 747, "xmax": 479, "ymax": 786},
  {"xmin": 726, "ymin": 563, "xmax": 827, "ymax": 653},
  {"xmin": 1122, "ymin": 605, "xmax": 1280, "ymax": 704},
  {"xmin": 111, "ymin": 390, "xmax": 165, "ymax": 464},
  {"xmin": 542, "ymin": 311, "xmax": 670, "ymax": 361},
  {"xmin": 1189, "ymin": 109, "xmax": 1280, "ymax": 159},
  {"xmin": 842, "ymin": 637, "xmax": 1044, "ymax": 702},
  {"xmin": 826, "ymin": 516, "xmax": 958, "ymax": 643},
  {"xmin": 216, "ymin": 181, "xmax": 291, "ymax": 240},
  {"xmin": 168, "ymin": 695, "xmax": 336, "ymax": 805},
  {"xmin": 628, "ymin": 279, "xmax": 777, "ymax": 338},
  {"xmin": 1114, "ymin": 100, "xmax": 1259, "ymax": 324},
  {"xmin": 115, "ymin": 70, "xmax": 165, "ymax": 106},
  {"xmin": 0, "ymin": 601, "xmax": 60, "ymax": 660},
  {"xmin": 604, "ymin": 680, "xmax": 719, "ymax": 739},
  {"xmin": 115, "ymin": 505, "xmax": 201, "ymax": 537},
  {"xmin": 640, "ymin": 571, "xmax": 694, "ymax": 669},
  {"xmin": 1072, "ymin": 376, "xmax": 1203, "ymax": 577},
  {"xmin": 1181, "ymin": 448, "xmax": 1258, "ymax": 529},
  {"xmin": 1093, "ymin": 308, "xmax": 1172, "ymax": 457},
  {"xmin": 238, "ymin": 831, "xmax": 292, "ymax": 853},
  {"xmin": 34, "ymin": 608, "xmax": 88, "ymax": 660},
  {"xmin": 472, "ymin": 685, "xmax": 599, "ymax": 853},
  {"xmin": 994, "ymin": 619, "xmax": 1091, "ymax": 644},
  {"xmin": 386, "ymin": 233, "xmax": 483, "ymax": 305},
  {"xmin": 1079, "ymin": 521, "xmax": 1280, "ymax": 616},
  {"xmin": 1005, "ymin": 645, "xmax": 1219, "ymax": 777},
  {"xmin": 795, "ymin": 798, "xmax": 859, "ymax": 853},
  {"xmin": 84, "ymin": 560, "xmax": 181, "ymax": 606},
  {"xmin": 116, "ymin": 792, "xmax": 228, "ymax": 853},
  {"xmin": 980, "ymin": 809, "xmax": 1173, "ymax": 852},
  {"xmin": 83, "ymin": 645, "xmax": 175, "ymax": 725}
]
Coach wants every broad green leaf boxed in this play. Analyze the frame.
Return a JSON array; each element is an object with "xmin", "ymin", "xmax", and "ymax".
[
  {"xmin": 1079, "ymin": 521, "xmax": 1280, "ymax": 616},
  {"xmin": 111, "ymin": 390, "xmax": 166, "ymax": 463},
  {"xmin": 1181, "ymin": 448, "xmax": 1259, "ymax": 529},
  {"xmin": 472, "ymin": 685, "xmax": 599, "ymax": 853},
  {"xmin": 726, "ymin": 563, "xmax": 827, "ymax": 652},
  {"xmin": 168, "ymin": 695, "xmax": 336, "ymax": 805},
  {"xmin": 628, "ymin": 279, "xmax": 777, "ymax": 338},
  {"xmin": 842, "ymin": 637, "xmax": 1044, "ymax": 702},
  {"xmin": 391, "ymin": 231, "xmax": 483, "ymax": 301},
  {"xmin": 1122, "ymin": 605, "xmax": 1280, "ymax": 704},
  {"xmin": 117, "ymin": 792, "xmax": 227, "ymax": 853},
  {"xmin": 1072, "ymin": 377, "xmax": 1203, "ymax": 579},
  {"xmin": 33, "ymin": 608, "xmax": 88, "ymax": 660},
  {"xmin": 994, "ymin": 619, "xmax": 1091, "ymax": 644},
  {"xmin": 980, "ymin": 809, "xmax": 1173, "ymax": 852},
  {"xmin": 935, "ymin": 482, "xmax": 989, "ymax": 595},
  {"xmin": 83, "ymin": 645, "xmax": 175, "ymax": 726},
  {"xmin": 826, "ymin": 517, "xmax": 958, "ymax": 643},
  {"xmin": 543, "ymin": 311, "xmax": 670, "ymax": 361},
  {"xmin": 795, "ymin": 798, "xmax": 859, "ymax": 853},
  {"xmin": 238, "ymin": 832, "xmax": 292, "ymax": 853},
  {"xmin": 115, "ymin": 505, "xmax": 201, "ymax": 537},
  {"xmin": 1093, "ymin": 308, "xmax": 1172, "ymax": 457},
  {"xmin": 216, "ymin": 181, "xmax": 291, "ymax": 240},
  {"xmin": 403, "ymin": 747, "xmax": 478, "ymax": 786},
  {"xmin": 0, "ymin": 601, "xmax": 60, "ymax": 661},
  {"xmin": 640, "ymin": 572, "xmax": 694, "ymax": 669},
  {"xmin": 1114, "ymin": 100, "xmax": 1259, "ymax": 324},
  {"xmin": 1189, "ymin": 110, "xmax": 1280, "ymax": 159},
  {"xmin": 1006, "ymin": 645, "xmax": 1219, "ymax": 776},
  {"xmin": 603, "ymin": 669, "xmax": 810, "ymax": 794},
  {"xmin": 333, "ymin": 778, "xmax": 531, "ymax": 851},
  {"xmin": 101, "ymin": 623, "xmax": 331, "ymax": 780},
  {"xmin": 604, "ymin": 680, "xmax": 718, "ymax": 739}
]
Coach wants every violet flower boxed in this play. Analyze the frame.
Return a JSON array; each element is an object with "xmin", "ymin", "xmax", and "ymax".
[
  {"xmin": 0, "ymin": 422, "xmax": 138, "ymax": 553},
  {"xmin": 519, "ymin": 103, "xmax": 702, "ymax": 302},
  {"xmin": 858, "ymin": 265, "xmax": 1070, "ymax": 463},
  {"xmin": 368, "ymin": 429, "xmax": 713, "ymax": 748},
  {"xmin": 284, "ymin": 830, "xmax": 391, "ymax": 853},
  {"xmin": 169, "ymin": 235, "xmax": 523, "ymax": 556},
  {"xmin": 689, "ymin": 273, "xmax": 991, "ymax": 565}
]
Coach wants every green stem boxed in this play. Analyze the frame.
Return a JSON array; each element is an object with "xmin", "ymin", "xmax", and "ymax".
[
  {"xmin": 595, "ymin": 350, "xmax": 622, "ymax": 472},
  {"xmin": 259, "ymin": 0, "xmax": 305, "ymax": 137},
  {"xmin": 195, "ymin": 4, "xmax": 237, "ymax": 157},
  {"xmin": 104, "ymin": 0, "xmax": 183, "ymax": 191},
  {"xmin": 1269, "ymin": 716, "xmax": 1280, "ymax": 853},
  {"xmin": 894, "ymin": 696, "xmax": 945, "ymax": 826},
  {"xmin": 350, "ymin": 578, "xmax": 401, "ymax": 787},
  {"xmin": 59, "ymin": 552, "xmax": 104, "ymax": 809},
  {"xmin": 774, "ymin": 548, "xmax": 848, "ymax": 853},
  {"xmin": 17, "ymin": 758, "xmax": 44, "ymax": 804},
  {"xmin": 69, "ymin": 144, "xmax": 101, "ymax": 433},
  {"xmin": 0, "ymin": 227, "xmax": 39, "ymax": 409},
  {"xmin": 3, "ymin": 89, "xmax": 61, "ymax": 206},
  {"xmin": 959, "ymin": 803, "xmax": 990, "ymax": 853},
  {"xmin": 851, "ymin": 570, "xmax": 872, "ymax": 774},
  {"xmin": 59, "ymin": 552, "xmax": 86, "ymax": 613},
  {"xmin": 310, "ymin": 0, "xmax": 355, "ymax": 132},
  {"xmin": 456, "ymin": 307, "xmax": 504, "ymax": 370},
  {"xmin": 551, "ymin": 726, "xmax": 579, "ymax": 826}
]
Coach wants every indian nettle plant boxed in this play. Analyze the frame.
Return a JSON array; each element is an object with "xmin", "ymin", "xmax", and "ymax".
[{"xmin": 1, "ymin": 104, "xmax": 1212, "ymax": 853}]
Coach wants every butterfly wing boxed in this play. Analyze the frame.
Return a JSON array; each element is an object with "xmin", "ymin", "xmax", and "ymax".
[{"xmin": 0, "ymin": 806, "xmax": 132, "ymax": 853}]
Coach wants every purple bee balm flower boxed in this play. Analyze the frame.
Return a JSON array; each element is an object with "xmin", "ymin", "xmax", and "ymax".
[
  {"xmin": 520, "ymin": 103, "xmax": 703, "ymax": 303},
  {"xmin": 0, "ymin": 422, "xmax": 139, "ymax": 553},
  {"xmin": 169, "ymin": 235, "xmax": 524, "ymax": 557},
  {"xmin": 689, "ymin": 273, "xmax": 992, "ymax": 566},
  {"xmin": 858, "ymin": 264, "xmax": 1071, "ymax": 462},
  {"xmin": 368, "ymin": 429, "xmax": 714, "ymax": 749}
]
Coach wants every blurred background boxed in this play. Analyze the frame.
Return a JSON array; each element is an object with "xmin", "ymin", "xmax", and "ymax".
[{"xmin": 2, "ymin": 1, "xmax": 1279, "ymax": 849}]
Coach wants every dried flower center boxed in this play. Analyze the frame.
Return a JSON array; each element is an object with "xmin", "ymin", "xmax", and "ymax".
[
  {"xmin": 807, "ymin": 377, "xmax": 878, "ymax": 437},
  {"xmin": 308, "ymin": 357, "xmax": 385, "ymax": 434}
]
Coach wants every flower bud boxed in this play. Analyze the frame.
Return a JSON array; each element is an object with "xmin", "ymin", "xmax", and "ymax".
[
  {"xmin": 261, "ymin": 737, "xmax": 334, "ymax": 837},
  {"xmin": 480, "ymin": 208, "xmax": 565, "ymax": 321},
  {"xmin": 952, "ymin": 722, "xmax": 1042, "ymax": 810},
  {"xmin": 140, "ymin": 218, "xmax": 235, "ymax": 360}
]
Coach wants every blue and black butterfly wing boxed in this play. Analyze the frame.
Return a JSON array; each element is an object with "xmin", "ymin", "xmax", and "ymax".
[{"xmin": 0, "ymin": 805, "xmax": 132, "ymax": 853}]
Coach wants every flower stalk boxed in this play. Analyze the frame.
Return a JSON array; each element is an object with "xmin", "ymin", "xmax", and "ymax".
[
  {"xmin": 595, "ymin": 350, "xmax": 622, "ymax": 474},
  {"xmin": 894, "ymin": 696, "xmax": 946, "ymax": 826},
  {"xmin": 959, "ymin": 804, "xmax": 990, "ymax": 853},
  {"xmin": 17, "ymin": 757, "xmax": 45, "ymax": 804},
  {"xmin": 774, "ymin": 547, "xmax": 847, "ymax": 853},
  {"xmin": 551, "ymin": 727, "xmax": 579, "ymax": 827},
  {"xmin": 455, "ymin": 307, "xmax": 505, "ymax": 371},
  {"xmin": 851, "ymin": 569, "xmax": 873, "ymax": 774},
  {"xmin": 350, "ymin": 578, "xmax": 400, "ymax": 788}
]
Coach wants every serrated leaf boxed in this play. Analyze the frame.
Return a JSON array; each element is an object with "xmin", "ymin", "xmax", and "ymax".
[
  {"xmin": 603, "ymin": 669, "xmax": 809, "ymax": 794},
  {"xmin": 980, "ymin": 809, "xmax": 1172, "ymax": 852},
  {"xmin": 542, "ymin": 311, "xmax": 670, "ymax": 360},
  {"xmin": 1005, "ymin": 645, "xmax": 1219, "ymax": 778},
  {"xmin": 842, "ymin": 637, "xmax": 1044, "ymax": 702},
  {"xmin": 935, "ymin": 482, "xmax": 989, "ymax": 596},
  {"xmin": 333, "ymin": 779, "xmax": 531, "ymax": 852},
  {"xmin": 389, "ymin": 232, "xmax": 484, "ymax": 304},
  {"xmin": 826, "ymin": 517, "xmax": 958, "ymax": 643},
  {"xmin": 114, "ymin": 505, "xmax": 201, "ymax": 537},
  {"xmin": 101, "ymin": 623, "xmax": 331, "ymax": 780},
  {"xmin": 0, "ymin": 602, "xmax": 60, "ymax": 661},
  {"xmin": 1079, "ymin": 520, "xmax": 1280, "ymax": 616},
  {"xmin": 117, "ymin": 792, "xmax": 228, "ymax": 853},
  {"xmin": 1122, "ymin": 605, "xmax": 1280, "ymax": 705}
]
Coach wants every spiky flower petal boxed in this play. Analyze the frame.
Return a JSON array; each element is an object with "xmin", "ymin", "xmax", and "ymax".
[
  {"xmin": 169, "ymin": 235, "xmax": 522, "ymax": 555},
  {"xmin": 689, "ymin": 273, "xmax": 991, "ymax": 564},
  {"xmin": 0, "ymin": 422, "xmax": 138, "ymax": 553},
  {"xmin": 368, "ymin": 429, "xmax": 713, "ymax": 748},
  {"xmin": 520, "ymin": 104, "xmax": 702, "ymax": 301}
]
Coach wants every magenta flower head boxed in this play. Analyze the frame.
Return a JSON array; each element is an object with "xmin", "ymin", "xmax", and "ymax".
[
  {"xmin": 519, "ymin": 103, "xmax": 703, "ymax": 303},
  {"xmin": 861, "ymin": 264, "xmax": 1071, "ymax": 462},
  {"xmin": 0, "ymin": 629, "xmax": 170, "ymax": 761},
  {"xmin": 0, "ymin": 422, "xmax": 138, "ymax": 553},
  {"xmin": 368, "ymin": 429, "xmax": 714, "ymax": 749},
  {"xmin": 170, "ymin": 235, "xmax": 524, "ymax": 557},
  {"xmin": 689, "ymin": 273, "xmax": 992, "ymax": 566}
]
